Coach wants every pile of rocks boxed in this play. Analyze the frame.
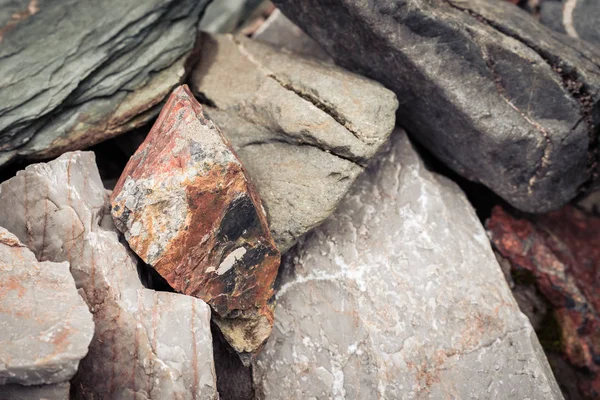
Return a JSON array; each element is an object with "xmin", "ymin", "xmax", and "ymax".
[{"xmin": 1, "ymin": 0, "xmax": 599, "ymax": 399}]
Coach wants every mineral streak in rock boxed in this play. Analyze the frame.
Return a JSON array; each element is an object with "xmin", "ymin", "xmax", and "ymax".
[
  {"xmin": 488, "ymin": 205, "xmax": 600, "ymax": 398},
  {"xmin": 111, "ymin": 85, "xmax": 281, "ymax": 355},
  {"xmin": 0, "ymin": 151, "xmax": 217, "ymax": 399}
]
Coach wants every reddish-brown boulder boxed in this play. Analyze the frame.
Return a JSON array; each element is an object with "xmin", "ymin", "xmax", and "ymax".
[
  {"xmin": 111, "ymin": 85, "xmax": 280, "ymax": 355},
  {"xmin": 487, "ymin": 205, "xmax": 600, "ymax": 398}
]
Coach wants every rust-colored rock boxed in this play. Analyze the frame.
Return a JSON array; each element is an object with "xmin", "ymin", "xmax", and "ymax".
[
  {"xmin": 111, "ymin": 84, "xmax": 280, "ymax": 356},
  {"xmin": 487, "ymin": 205, "xmax": 600, "ymax": 398}
]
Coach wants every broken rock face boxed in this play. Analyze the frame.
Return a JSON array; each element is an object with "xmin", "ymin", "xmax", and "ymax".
[
  {"xmin": 0, "ymin": 227, "xmax": 93, "ymax": 391},
  {"xmin": 111, "ymin": 85, "xmax": 280, "ymax": 355},
  {"xmin": 0, "ymin": 151, "xmax": 217, "ymax": 399},
  {"xmin": 488, "ymin": 205, "xmax": 600, "ymax": 398},
  {"xmin": 253, "ymin": 130, "xmax": 562, "ymax": 399},
  {"xmin": 191, "ymin": 33, "xmax": 397, "ymax": 251}
]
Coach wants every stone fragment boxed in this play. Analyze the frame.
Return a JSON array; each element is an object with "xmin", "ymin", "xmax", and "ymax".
[
  {"xmin": 487, "ymin": 205, "xmax": 600, "ymax": 398},
  {"xmin": 190, "ymin": 33, "xmax": 397, "ymax": 251},
  {"xmin": 0, "ymin": 228, "xmax": 93, "ymax": 387},
  {"xmin": 0, "ymin": 151, "xmax": 217, "ymax": 399},
  {"xmin": 273, "ymin": 0, "xmax": 600, "ymax": 213},
  {"xmin": 252, "ymin": 9, "xmax": 332, "ymax": 62},
  {"xmin": 111, "ymin": 85, "xmax": 280, "ymax": 356},
  {"xmin": 0, "ymin": 0, "xmax": 211, "ymax": 167},
  {"xmin": 199, "ymin": 0, "xmax": 264, "ymax": 34},
  {"xmin": 0, "ymin": 382, "xmax": 70, "ymax": 400},
  {"xmin": 540, "ymin": 0, "xmax": 600, "ymax": 46},
  {"xmin": 253, "ymin": 130, "xmax": 562, "ymax": 399}
]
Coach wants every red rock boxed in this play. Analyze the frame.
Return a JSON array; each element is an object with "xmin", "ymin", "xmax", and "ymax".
[
  {"xmin": 487, "ymin": 205, "xmax": 600, "ymax": 398},
  {"xmin": 111, "ymin": 85, "xmax": 280, "ymax": 355}
]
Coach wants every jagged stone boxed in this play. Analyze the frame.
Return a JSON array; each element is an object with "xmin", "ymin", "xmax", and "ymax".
[
  {"xmin": 0, "ymin": 382, "xmax": 70, "ymax": 400},
  {"xmin": 0, "ymin": 0, "xmax": 211, "ymax": 167},
  {"xmin": 199, "ymin": 0, "xmax": 264, "ymax": 34},
  {"xmin": 190, "ymin": 33, "xmax": 397, "ymax": 251},
  {"xmin": 273, "ymin": 0, "xmax": 600, "ymax": 213},
  {"xmin": 0, "ymin": 228, "xmax": 93, "ymax": 388},
  {"xmin": 253, "ymin": 130, "xmax": 562, "ymax": 399},
  {"xmin": 0, "ymin": 151, "xmax": 217, "ymax": 399},
  {"xmin": 488, "ymin": 205, "xmax": 600, "ymax": 398},
  {"xmin": 111, "ymin": 85, "xmax": 280, "ymax": 356}
]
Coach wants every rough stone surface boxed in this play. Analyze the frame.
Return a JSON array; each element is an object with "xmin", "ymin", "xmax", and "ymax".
[
  {"xmin": 488, "ymin": 205, "xmax": 600, "ymax": 399},
  {"xmin": 0, "ymin": 382, "xmax": 70, "ymax": 400},
  {"xmin": 274, "ymin": 0, "xmax": 600, "ymax": 213},
  {"xmin": 0, "ymin": 227, "xmax": 93, "ymax": 387},
  {"xmin": 111, "ymin": 85, "xmax": 280, "ymax": 356},
  {"xmin": 0, "ymin": 152, "xmax": 217, "ymax": 399},
  {"xmin": 253, "ymin": 130, "xmax": 562, "ymax": 399},
  {"xmin": 540, "ymin": 0, "xmax": 600, "ymax": 46},
  {"xmin": 199, "ymin": 0, "xmax": 264, "ymax": 34},
  {"xmin": 0, "ymin": 0, "xmax": 211, "ymax": 167},
  {"xmin": 191, "ymin": 33, "xmax": 397, "ymax": 251},
  {"xmin": 252, "ymin": 9, "xmax": 332, "ymax": 62}
]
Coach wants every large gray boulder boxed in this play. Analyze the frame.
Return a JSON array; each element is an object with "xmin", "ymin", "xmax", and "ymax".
[
  {"xmin": 190, "ymin": 33, "xmax": 398, "ymax": 251},
  {"xmin": 0, "ymin": 227, "xmax": 93, "ymax": 395},
  {"xmin": 0, "ymin": 152, "xmax": 217, "ymax": 399},
  {"xmin": 253, "ymin": 130, "xmax": 563, "ymax": 399},
  {"xmin": 273, "ymin": 0, "xmax": 600, "ymax": 213},
  {"xmin": 0, "ymin": 0, "xmax": 211, "ymax": 167}
]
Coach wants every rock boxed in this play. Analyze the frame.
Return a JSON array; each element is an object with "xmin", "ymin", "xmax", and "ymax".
[
  {"xmin": 0, "ymin": 382, "xmax": 70, "ymax": 400},
  {"xmin": 253, "ymin": 130, "xmax": 562, "ymax": 399},
  {"xmin": 252, "ymin": 9, "xmax": 332, "ymax": 62},
  {"xmin": 0, "ymin": 0, "xmax": 211, "ymax": 167},
  {"xmin": 273, "ymin": 0, "xmax": 600, "ymax": 213},
  {"xmin": 111, "ymin": 85, "xmax": 280, "ymax": 356},
  {"xmin": 190, "ymin": 33, "xmax": 398, "ymax": 251},
  {"xmin": 487, "ymin": 205, "xmax": 600, "ymax": 399},
  {"xmin": 0, "ymin": 152, "xmax": 217, "ymax": 399},
  {"xmin": 0, "ymin": 228, "xmax": 93, "ymax": 388},
  {"xmin": 540, "ymin": 0, "xmax": 600, "ymax": 46},
  {"xmin": 576, "ymin": 189, "xmax": 600, "ymax": 214},
  {"xmin": 199, "ymin": 0, "xmax": 265, "ymax": 34}
]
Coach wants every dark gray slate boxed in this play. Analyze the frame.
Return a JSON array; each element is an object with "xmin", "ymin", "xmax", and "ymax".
[
  {"xmin": 273, "ymin": 0, "xmax": 600, "ymax": 213},
  {"xmin": 0, "ymin": 0, "xmax": 211, "ymax": 166},
  {"xmin": 540, "ymin": 0, "xmax": 600, "ymax": 46}
]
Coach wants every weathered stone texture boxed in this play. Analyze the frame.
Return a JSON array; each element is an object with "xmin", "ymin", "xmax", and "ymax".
[
  {"xmin": 191, "ymin": 33, "xmax": 397, "ymax": 251},
  {"xmin": 0, "ymin": 382, "xmax": 70, "ymax": 400},
  {"xmin": 0, "ymin": 228, "xmax": 93, "ymax": 387},
  {"xmin": 0, "ymin": 151, "xmax": 217, "ymax": 399},
  {"xmin": 540, "ymin": 0, "xmax": 600, "ymax": 46},
  {"xmin": 273, "ymin": 0, "xmax": 600, "ymax": 213},
  {"xmin": 111, "ymin": 85, "xmax": 280, "ymax": 356},
  {"xmin": 253, "ymin": 130, "xmax": 562, "ymax": 399},
  {"xmin": 0, "ymin": 0, "xmax": 211, "ymax": 167}
]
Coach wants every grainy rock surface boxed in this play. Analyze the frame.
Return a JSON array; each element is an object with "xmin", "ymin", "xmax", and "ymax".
[
  {"xmin": 540, "ymin": 0, "xmax": 600, "ymax": 46},
  {"xmin": 190, "ymin": 33, "xmax": 398, "ymax": 251},
  {"xmin": 111, "ymin": 85, "xmax": 280, "ymax": 356},
  {"xmin": 0, "ymin": 382, "xmax": 70, "ymax": 400},
  {"xmin": 274, "ymin": 0, "xmax": 600, "ymax": 213},
  {"xmin": 488, "ymin": 205, "xmax": 600, "ymax": 399},
  {"xmin": 0, "ymin": 152, "xmax": 217, "ymax": 399},
  {"xmin": 0, "ymin": 0, "xmax": 211, "ymax": 167},
  {"xmin": 0, "ymin": 228, "xmax": 93, "ymax": 387},
  {"xmin": 253, "ymin": 130, "xmax": 562, "ymax": 399}
]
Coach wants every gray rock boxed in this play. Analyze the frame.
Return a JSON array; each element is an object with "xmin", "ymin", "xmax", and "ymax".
[
  {"xmin": 273, "ymin": 0, "xmax": 600, "ymax": 213},
  {"xmin": 252, "ymin": 9, "xmax": 332, "ymax": 62},
  {"xmin": 199, "ymin": 0, "xmax": 264, "ymax": 34},
  {"xmin": 0, "ymin": 152, "xmax": 218, "ymax": 399},
  {"xmin": 0, "ymin": 382, "xmax": 70, "ymax": 400},
  {"xmin": 190, "ymin": 33, "xmax": 398, "ymax": 251},
  {"xmin": 540, "ymin": 0, "xmax": 600, "ymax": 46},
  {"xmin": 253, "ymin": 130, "xmax": 562, "ymax": 399},
  {"xmin": 0, "ymin": 0, "xmax": 211, "ymax": 166},
  {"xmin": 0, "ymin": 228, "xmax": 93, "ymax": 387}
]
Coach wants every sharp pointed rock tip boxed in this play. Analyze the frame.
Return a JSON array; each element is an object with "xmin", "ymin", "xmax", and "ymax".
[{"xmin": 110, "ymin": 84, "xmax": 281, "ymax": 355}]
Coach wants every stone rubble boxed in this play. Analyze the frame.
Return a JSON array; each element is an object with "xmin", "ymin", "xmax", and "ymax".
[
  {"xmin": 253, "ymin": 130, "xmax": 563, "ymax": 399},
  {"xmin": 0, "ymin": 151, "xmax": 217, "ymax": 399},
  {"xmin": 191, "ymin": 33, "xmax": 398, "ymax": 251}
]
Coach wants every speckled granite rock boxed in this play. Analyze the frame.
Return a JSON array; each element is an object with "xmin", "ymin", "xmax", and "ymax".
[
  {"xmin": 190, "ymin": 33, "xmax": 397, "ymax": 251},
  {"xmin": 0, "ymin": 382, "xmax": 70, "ymax": 400},
  {"xmin": 0, "ymin": 228, "xmax": 93, "ymax": 388},
  {"xmin": 0, "ymin": 0, "xmax": 211, "ymax": 167},
  {"xmin": 0, "ymin": 152, "xmax": 217, "ymax": 399},
  {"xmin": 253, "ymin": 130, "xmax": 562, "ymax": 399},
  {"xmin": 274, "ymin": 0, "xmax": 600, "ymax": 213},
  {"xmin": 111, "ymin": 85, "xmax": 280, "ymax": 358}
]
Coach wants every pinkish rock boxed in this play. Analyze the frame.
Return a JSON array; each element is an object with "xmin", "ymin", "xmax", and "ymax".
[
  {"xmin": 111, "ymin": 85, "xmax": 281, "ymax": 356},
  {"xmin": 0, "ymin": 151, "xmax": 217, "ymax": 399}
]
